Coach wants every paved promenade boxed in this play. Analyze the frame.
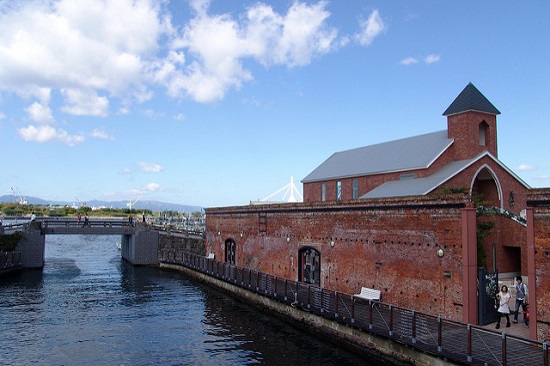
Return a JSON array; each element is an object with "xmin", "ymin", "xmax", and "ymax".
[{"xmin": 483, "ymin": 277, "xmax": 530, "ymax": 339}]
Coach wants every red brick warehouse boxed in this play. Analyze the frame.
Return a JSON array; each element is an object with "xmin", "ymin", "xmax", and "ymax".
[{"xmin": 206, "ymin": 83, "xmax": 546, "ymax": 335}]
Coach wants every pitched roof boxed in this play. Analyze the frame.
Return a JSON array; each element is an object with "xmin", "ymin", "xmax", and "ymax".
[
  {"xmin": 443, "ymin": 82, "xmax": 500, "ymax": 116},
  {"xmin": 360, "ymin": 158, "xmax": 477, "ymax": 198},
  {"xmin": 360, "ymin": 151, "xmax": 531, "ymax": 199},
  {"xmin": 301, "ymin": 130, "xmax": 453, "ymax": 183}
]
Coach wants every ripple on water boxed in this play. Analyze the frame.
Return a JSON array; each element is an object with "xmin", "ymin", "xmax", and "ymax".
[{"xmin": 0, "ymin": 235, "xmax": 381, "ymax": 365}]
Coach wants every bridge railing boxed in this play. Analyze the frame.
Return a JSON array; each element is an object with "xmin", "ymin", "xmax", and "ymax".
[
  {"xmin": 1, "ymin": 222, "xmax": 29, "ymax": 234},
  {"xmin": 152, "ymin": 224, "xmax": 204, "ymax": 237},
  {"xmin": 41, "ymin": 218, "xmax": 130, "ymax": 228},
  {"xmin": 159, "ymin": 249, "xmax": 549, "ymax": 366}
]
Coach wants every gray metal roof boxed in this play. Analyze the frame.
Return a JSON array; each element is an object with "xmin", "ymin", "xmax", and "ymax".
[
  {"xmin": 443, "ymin": 83, "xmax": 500, "ymax": 116},
  {"xmin": 301, "ymin": 130, "xmax": 453, "ymax": 183},
  {"xmin": 360, "ymin": 151, "xmax": 531, "ymax": 199},
  {"xmin": 360, "ymin": 158, "xmax": 477, "ymax": 199}
]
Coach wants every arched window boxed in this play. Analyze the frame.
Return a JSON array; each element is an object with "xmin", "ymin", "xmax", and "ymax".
[
  {"xmin": 298, "ymin": 246, "xmax": 321, "ymax": 285},
  {"xmin": 479, "ymin": 121, "xmax": 489, "ymax": 146},
  {"xmin": 225, "ymin": 238, "xmax": 236, "ymax": 264}
]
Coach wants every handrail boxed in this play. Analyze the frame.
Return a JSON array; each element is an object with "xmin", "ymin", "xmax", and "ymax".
[
  {"xmin": 159, "ymin": 248, "xmax": 548, "ymax": 366},
  {"xmin": 41, "ymin": 219, "xmax": 129, "ymax": 228}
]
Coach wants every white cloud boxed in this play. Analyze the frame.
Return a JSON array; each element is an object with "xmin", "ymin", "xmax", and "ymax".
[
  {"xmin": 141, "ymin": 108, "xmax": 165, "ymax": 120},
  {"xmin": 139, "ymin": 162, "xmax": 164, "ymax": 173},
  {"xmin": 173, "ymin": 113, "xmax": 185, "ymax": 121},
  {"xmin": 145, "ymin": 182, "xmax": 160, "ymax": 192},
  {"xmin": 355, "ymin": 10, "xmax": 386, "ymax": 46},
  {"xmin": 61, "ymin": 89, "xmax": 109, "ymax": 117},
  {"xmin": 1, "ymin": 0, "xmax": 341, "ymax": 112},
  {"xmin": 401, "ymin": 57, "xmax": 418, "ymax": 66},
  {"xmin": 18, "ymin": 124, "xmax": 84, "ymax": 146},
  {"xmin": 91, "ymin": 128, "xmax": 114, "ymax": 140},
  {"xmin": 247, "ymin": 2, "xmax": 338, "ymax": 66},
  {"xmin": 0, "ymin": 112, "xmax": 4, "ymax": 120},
  {"xmin": 424, "ymin": 54, "xmax": 441, "ymax": 64},
  {"xmin": 517, "ymin": 164, "xmax": 535, "ymax": 171},
  {"xmin": 0, "ymin": 0, "xmax": 166, "ymax": 115},
  {"xmin": 26, "ymin": 102, "xmax": 55, "ymax": 124},
  {"xmin": 401, "ymin": 54, "xmax": 441, "ymax": 66},
  {"xmin": 160, "ymin": 1, "xmax": 338, "ymax": 102}
]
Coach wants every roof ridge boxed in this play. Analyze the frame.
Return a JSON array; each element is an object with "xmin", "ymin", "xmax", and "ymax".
[{"xmin": 335, "ymin": 130, "xmax": 448, "ymax": 154}]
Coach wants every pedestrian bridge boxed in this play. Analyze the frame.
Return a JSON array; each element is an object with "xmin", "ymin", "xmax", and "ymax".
[
  {"xmin": 4, "ymin": 219, "xmax": 158, "ymax": 269},
  {"xmin": 40, "ymin": 218, "xmax": 135, "ymax": 235}
]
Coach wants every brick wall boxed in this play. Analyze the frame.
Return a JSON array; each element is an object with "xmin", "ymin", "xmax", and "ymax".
[
  {"xmin": 446, "ymin": 111, "xmax": 498, "ymax": 159},
  {"xmin": 206, "ymin": 195, "xmax": 473, "ymax": 321},
  {"xmin": 478, "ymin": 214, "xmax": 526, "ymax": 274},
  {"xmin": 158, "ymin": 232, "xmax": 205, "ymax": 259},
  {"xmin": 527, "ymin": 189, "xmax": 550, "ymax": 341}
]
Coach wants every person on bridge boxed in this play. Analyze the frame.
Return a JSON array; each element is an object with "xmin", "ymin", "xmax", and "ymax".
[{"xmin": 83, "ymin": 214, "xmax": 89, "ymax": 227}]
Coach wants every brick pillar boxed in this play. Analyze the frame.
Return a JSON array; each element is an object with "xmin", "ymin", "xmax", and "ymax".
[
  {"xmin": 462, "ymin": 208, "xmax": 478, "ymax": 324},
  {"xmin": 526, "ymin": 207, "xmax": 537, "ymax": 340}
]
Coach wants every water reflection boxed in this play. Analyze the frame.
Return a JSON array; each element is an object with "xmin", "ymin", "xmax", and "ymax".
[{"xmin": 0, "ymin": 235, "xmax": 382, "ymax": 365}]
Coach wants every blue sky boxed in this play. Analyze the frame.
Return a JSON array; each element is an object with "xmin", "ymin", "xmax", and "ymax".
[{"xmin": 1, "ymin": 1, "xmax": 549, "ymax": 208}]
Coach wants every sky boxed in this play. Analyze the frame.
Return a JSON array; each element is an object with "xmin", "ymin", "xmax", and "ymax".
[{"xmin": 1, "ymin": 1, "xmax": 549, "ymax": 208}]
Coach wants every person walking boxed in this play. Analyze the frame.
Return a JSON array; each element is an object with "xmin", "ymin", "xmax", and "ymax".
[
  {"xmin": 496, "ymin": 284, "xmax": 511, "ymax": 329},
  {"xmin": 512, "ymin": 276, "xmax": 528, "ymax": 323}
]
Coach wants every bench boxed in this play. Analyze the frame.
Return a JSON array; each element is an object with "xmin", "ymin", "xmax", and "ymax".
[
  {"xmin": 354, "ymin": 287, "xmax": 381, "ymax": 301},
  {"xmin": 206, "ymin": 253, "xmax": 215, "ymax": 259}
]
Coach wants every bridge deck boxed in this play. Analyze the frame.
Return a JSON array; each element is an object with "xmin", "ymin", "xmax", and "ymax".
[{"xmin": 40, "ymin": 219, "xmax": 135, "ymax": 235}]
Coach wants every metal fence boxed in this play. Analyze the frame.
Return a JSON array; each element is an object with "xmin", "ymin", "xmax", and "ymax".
[{"xmin": 159, "ymin": 249, "xmax": 548, "ymax": 366}]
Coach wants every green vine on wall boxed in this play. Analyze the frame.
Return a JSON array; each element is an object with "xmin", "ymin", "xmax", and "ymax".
[
  {"xmin": 476, "ymin": 220, "xmax": 495, "ymax": 268},
  {"xmin": 0, "ymin": 231, "xmax": 26, "ymax": 252}
]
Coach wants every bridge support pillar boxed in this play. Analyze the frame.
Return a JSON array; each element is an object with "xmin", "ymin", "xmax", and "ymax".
[
  {"xmin": 17, "ymin": 221, "xmax": 45, "ymax": 268},
  {"xmin": 121, "ymin": 227, "xmax": 159, "ymax": 265}
]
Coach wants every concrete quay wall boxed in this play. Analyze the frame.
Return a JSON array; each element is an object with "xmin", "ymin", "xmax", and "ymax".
[
  {"xmin": 14, "ymin": 221, "xmax": 45, "ymax": 268},
  {"xmin": 0, "ymin": 251, "xmax": 22, "ymax": 273}
]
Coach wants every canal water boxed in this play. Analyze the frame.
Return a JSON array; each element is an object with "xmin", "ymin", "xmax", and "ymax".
[{"xmin": 0, "ymin": 235, "xmax": 380, "ymax": 365}]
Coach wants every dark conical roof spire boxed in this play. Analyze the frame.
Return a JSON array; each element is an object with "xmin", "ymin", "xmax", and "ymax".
[{"xmin": 443, "ymin": 82, "xmax": 500, "ymax": 116}]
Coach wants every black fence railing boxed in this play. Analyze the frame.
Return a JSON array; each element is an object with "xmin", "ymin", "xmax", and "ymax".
[{"xmin": 159, "ymin": 249, "xmax": 549, "ymax": 366}]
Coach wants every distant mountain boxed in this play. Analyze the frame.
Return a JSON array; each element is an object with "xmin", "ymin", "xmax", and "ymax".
[{"xmin": 0, "ymin": 195, "xmax": 203, "ymax": 213}]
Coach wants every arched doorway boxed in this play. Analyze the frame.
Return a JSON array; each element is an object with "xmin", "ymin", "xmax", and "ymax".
[
  {"xmin": 298, "ymin": 246, "xmax": 321, "ymax": 285},
  {"xmin": 471, "ymin": 166, "xmax": 501, "ymax": 208},
  {"xmin": 470, "ymin": 166, "xmax": 506, "ymax": 325},
  {"xmin": 225, "ymin": 238, "xmax": 236, "ymax": 264}
]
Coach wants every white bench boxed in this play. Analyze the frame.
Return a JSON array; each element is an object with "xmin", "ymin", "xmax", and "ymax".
[
  {"xmin": 206, "ymin": 253, "xmax": 215, "ymax": 259},
  {"xmin": 354, "ymin": 287, "xmax": 381, "ymax": 301}
]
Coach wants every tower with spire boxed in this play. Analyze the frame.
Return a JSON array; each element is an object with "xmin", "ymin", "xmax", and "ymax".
[{"xmin": 443, "ymin": 82, "xmax": 501, "ymax": 160}]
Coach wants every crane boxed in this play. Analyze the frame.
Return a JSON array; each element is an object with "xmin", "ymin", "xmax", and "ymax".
[
  {"xmin": 127, "ymin": 194, "xmax": 143, "ymax": 210},
  {"xmin": 11, "ymin": 187, "xmax": 27, "ymax": 205}
]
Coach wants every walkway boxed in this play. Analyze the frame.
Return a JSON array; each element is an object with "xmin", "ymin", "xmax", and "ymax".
[
  {"xmin": 160, "ymin": 251, "xmax": 548, "ymax": 366},
  {"xmin": 483, "ymin": 277, "xmax": 530, "ymax": 340}
]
